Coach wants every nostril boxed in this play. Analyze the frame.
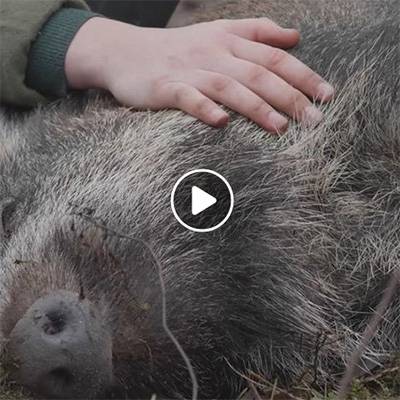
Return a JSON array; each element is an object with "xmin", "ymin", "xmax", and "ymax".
[{"xmin": 41, "ymin": 311, "xmax": 66, "ymax": 335}]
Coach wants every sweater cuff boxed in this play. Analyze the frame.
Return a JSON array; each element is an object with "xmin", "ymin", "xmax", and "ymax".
[{"xmin": 25, "ymin": 8, "xmax": 100, "ymax": 98}]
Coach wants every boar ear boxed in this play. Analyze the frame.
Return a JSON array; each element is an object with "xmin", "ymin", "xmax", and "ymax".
[{"xmin": 0, "ymin": 197, "xmax": 17, "ymax": 239}]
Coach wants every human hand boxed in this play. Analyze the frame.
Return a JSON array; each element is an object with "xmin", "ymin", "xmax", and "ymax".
[{"xmin": 65, "ymin": 17, "xmax": 334, "ymax": 133}]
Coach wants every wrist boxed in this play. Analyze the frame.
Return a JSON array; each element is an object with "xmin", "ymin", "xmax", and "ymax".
[{"xmin": 65, "ymin": 17, "xmax": 112, "ymax": 90}]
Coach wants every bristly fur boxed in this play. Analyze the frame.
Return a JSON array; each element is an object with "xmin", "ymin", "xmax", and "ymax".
[{"xmin": 0, "ymin": 0, "xmax": 399, "ymax": 398}]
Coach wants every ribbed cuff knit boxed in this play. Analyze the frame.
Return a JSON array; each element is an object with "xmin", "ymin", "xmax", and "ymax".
[{"xmin": 26, "ymin": 8, "xmax": 99, "ymax": 98}]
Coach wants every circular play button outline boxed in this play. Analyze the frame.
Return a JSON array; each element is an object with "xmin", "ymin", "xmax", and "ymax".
[{"xmin": 170, "ymin": 169, "xmax": 234, "ymax": 233}]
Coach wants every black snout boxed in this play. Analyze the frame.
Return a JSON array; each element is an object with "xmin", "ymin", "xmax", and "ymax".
[{"xmin": 8, "ymin": 290, "xmax": 113, "ymax": 399}]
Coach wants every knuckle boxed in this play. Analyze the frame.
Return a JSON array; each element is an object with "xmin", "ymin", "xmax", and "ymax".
[
  {"xmin": 266, "ymin": 47, "xmax": 287, "ymax": 68},
  {"xmin": 252, "ymin": 99, "xmax": 268, "ymax": 115},
  {"xmin": 247, "ymin": 65, "xmax": 266, "ymax": 85},
  {"xmin": 153, "ymin": 76, "xmax": 172, "ymax": 94},
  {"xmin": 219, "ymin": 32, "xmax": 235, "ymax": 47},
  {"xmin": 212, "ymin": 18, "xmax": 230, "ymax": 27},
  {"xmin": 172, "ymin": 85, "xmax": 189, "ymax": 105},
  {"xmin": 208, "ymin": 19, "xmax": 231, "ymax": 34},
  {"xmin": 294, "ymin": 91, "xmax": 308, "ymax": 107},
  {"xmin": 286, "ymin": 90, "xmax": 308, "ymax": 112},
  {"xmin": 195, "ymin": 97, "xmax": 212, "ymax": 114},
  {"xmin": 305, "ymin": 70, "xmax": 324, "ymax": 90},
  {"xmin": 210, "ymin": 75, "xmax": 231, "ymax": 93}
]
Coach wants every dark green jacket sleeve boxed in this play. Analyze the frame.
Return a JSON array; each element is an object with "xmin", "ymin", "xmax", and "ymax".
[{"xmin": 0, "ymin": 0, "xmax": 96, "ymax": 107}]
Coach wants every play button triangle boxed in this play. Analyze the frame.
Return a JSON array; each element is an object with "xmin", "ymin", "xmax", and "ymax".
[{"xmin": 191, "ymin": 186, "xmax": 217, "ymax": 216}]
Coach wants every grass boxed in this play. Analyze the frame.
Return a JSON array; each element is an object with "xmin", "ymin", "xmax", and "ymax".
[
  {"xmin": 239, "ymin": 357, "xmax": 400, "ymax": 400},
  {"xmin": 0, "ymin": 365, "xmax": 28, "ymax": 400}
]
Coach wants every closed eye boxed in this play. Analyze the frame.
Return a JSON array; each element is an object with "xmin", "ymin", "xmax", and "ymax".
[{"xmin": 0, "ymin": 197, "xmax": 17, "ymax": 239}]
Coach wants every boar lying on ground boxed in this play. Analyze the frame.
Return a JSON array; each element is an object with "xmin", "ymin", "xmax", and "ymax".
[{"xmin": 0, "ymin": 0, "xmax": 399, "ymax": 398}]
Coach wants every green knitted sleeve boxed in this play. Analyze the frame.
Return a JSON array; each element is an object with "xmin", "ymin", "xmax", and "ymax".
[
  {"xmin": 0, "ymin": 0, "xmax": 97, "ymax": 107},
  {"xmin": 25, "ymin": 8, "xmax": 100, "ymax": 101}
]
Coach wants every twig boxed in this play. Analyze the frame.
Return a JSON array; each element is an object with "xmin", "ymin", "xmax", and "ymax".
[
  {"xmin": 72, "ymin": 211, "xmax": 199, "ymax": 400},
  {"xmin": 361, "ymin": 366, "xmax": 399, "ymax": 383},
  {"xmin": 337, "ymin": 269, "xmax": 400, "ymax": 399},
  {"xmin": 248, "ymin": 382, "xmax": 263, "ymax": 400},
  {"xmin": 269, "ymin": 379, "xmax": 278, "ymax": 400}
]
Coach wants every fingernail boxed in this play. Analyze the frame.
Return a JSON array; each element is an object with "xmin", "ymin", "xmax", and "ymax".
[
  {"xmin": 269, "ymin": 112, "xmax": 288, "ymax": 131},
  {"xmin": 317, "ymin": 82, "xmax": 335, "ymax": 101},
  {"xmin": 303, "ymin": 106, "xmax": 324, "ymax": 125}
]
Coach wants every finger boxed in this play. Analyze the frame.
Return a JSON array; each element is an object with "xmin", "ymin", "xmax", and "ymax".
[
  {"xmin": 214, "ymin": 57, "xmax": 323, "ymax": 124},
  {"xmin": 223, "ymin": 18, "xmax": 300, "ymax": 48},
  {"xmin": 231, "ymin": 36, "xmax": 335, "ymax": 102},
  {"xmin": 162, "ymin": 82, "xmax": 230, "ymax": 127},
  {"xmin": 189, "ymin": 70, "xmax": 288, "ymax": 133}
]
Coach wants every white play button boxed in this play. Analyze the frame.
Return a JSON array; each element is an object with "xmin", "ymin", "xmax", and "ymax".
[
  {"xmin": 191, "ymin": 186, "xmax": 217, "ymax": 216},
  {"xmin": 171, "ymin": 169, "xmax": 234, "ymax": 232}
]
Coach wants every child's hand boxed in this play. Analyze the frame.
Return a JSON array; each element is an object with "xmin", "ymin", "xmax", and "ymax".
[{"xmin": 65, "ymin": 17, "xmax": 334, "ymax": 133}]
